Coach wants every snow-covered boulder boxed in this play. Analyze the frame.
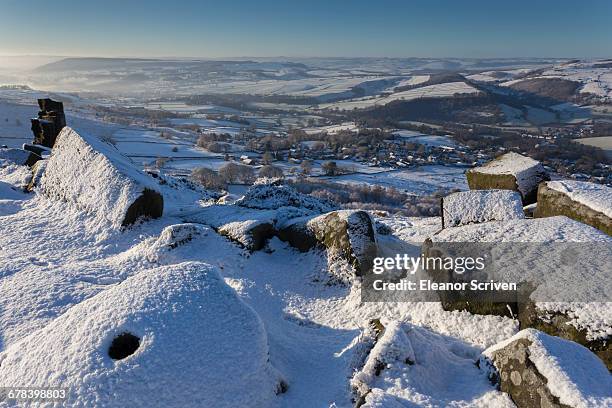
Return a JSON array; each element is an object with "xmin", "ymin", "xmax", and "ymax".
[
  {"xmin": 466, "ymin": 152, "xmax": 549, "ymax": 204},
  {"xmin": 218, "ymin": 219, "xmax": 276, "ymax": 250},
  {"xmin": 518, "ymin": 302, "xmax": 612, "ymax": 371},
  {"xmin": 352, "ymin": 321, "xmax": 415, "ymax": 401},
  {"xmin": 41, "ymin": 127, "xmax": 163, "ymax": 227},
  {"xmin": 235, "ymin": 182, "xmax": 337, "ymax": 213},
  {"xmin": 0, "ymin": 147, "xmax": 41, "ymax": 167},
  {"xmin": 431, "ymin": 215, "xmax": 609, "ymax": 243},
  {"xmin": 426, "ymin": 217, "xmax": 612, "ymax": 365},
  {"xmin": 441, "ymin": 189, "xmax": 524, "ymax": 228},
  {"xmin": 278, "ymin": 210, "xmax": 378, "ymax": 275},
  {"xmin": 0, "ymin": 262, "xmax": 283, "ymax": 407},
  {"xmin": 480, "ymin": 329, "xmax": 612, "ymax": 408},
  {"xmin": 352, "ymin": 321, "xmax": 513, "ymax": 407},
  {"xmin": 535, "ymin": 180, "xmax": 611, "ymax": 235}
]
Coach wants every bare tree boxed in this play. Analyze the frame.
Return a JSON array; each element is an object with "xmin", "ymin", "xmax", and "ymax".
[
  {"xmin": 262, "ymin": 151, "xmax": 273, "ymax": 165},
  {"xmin": 300, "ymin": 160, "xmax": 313, "ymax": 176},
  {"xmin": 322, "ymin": 161, "xmax": 338, "ymax": 176},
  {"xmin": 258, "ymin": 165, "xmax": 284, "ymax": 179},
  {"xmin": 155, "ymin": 157, "xmax": 168, "ymax": 170},
  {"xmin": 191, "ymin": 167, "xmax": 226, "ymax": 191},
  {"xmin": 219, "ymin": 162, "xmax": 255, "ymax": 184}
]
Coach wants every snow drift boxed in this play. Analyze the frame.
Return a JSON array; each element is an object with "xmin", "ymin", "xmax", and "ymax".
[
  {"xmin": 41, "ymin": 127, "xmax": 163, "ymax": 227},
  {"xmin": 0, "ymin": 262, "xmax": 283, "ymax": 408}
]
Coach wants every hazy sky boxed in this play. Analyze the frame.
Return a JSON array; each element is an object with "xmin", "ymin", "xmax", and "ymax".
[{"xmin": 1, "ymin": 0, "xmax": 611, "ymax": 58}]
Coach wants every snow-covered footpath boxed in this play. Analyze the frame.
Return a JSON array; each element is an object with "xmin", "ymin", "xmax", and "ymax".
[{"xmin": 0, "ymin": 129, "xmax": 610, "ymax": 407}]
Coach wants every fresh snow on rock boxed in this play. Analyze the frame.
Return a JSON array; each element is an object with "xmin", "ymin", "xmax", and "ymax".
[
  {"xmin": 433, "ymin": 215, "xmax": 609, "ymax": 243},
  {"xmin": 0, "ymin": 139, "xmax": 609, "ymax": 407},
  {"xmin": 474, "ymin": 153, "xmax": 545, "ymax": 194},
  {"xmin": 353, "ymin": 321, "xmax": 514, "ymax": 407},
  {"xmin": 41, "ymin": 127, "xmax": 163, "ymax": 228},
  {"xmin": 442, "ymin": 190, "xmax": 524, "ymax": 228},
  {"xmin": 482, "ymin": 329, "xmax": 612, "ymax": 408},
  {"xmin": 0, "ymin": 262, "xmax": 282, "ymax": 408},
  {"xmin": 547, "ymin": 180, "xmax": 612, "ymax": 218},
  {"xmin": 236, "ymin": 182, "xmax": 337, "ymax": 213}
]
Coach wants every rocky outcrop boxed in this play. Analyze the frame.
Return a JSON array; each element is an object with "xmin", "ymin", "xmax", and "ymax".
[
  {"xmin": 422, "ymin": 216, "xmax": 611, "ymax": 337},
  {"xmin": 535, "ymin": 181, "xmax": 611, "ymax": 235},
  {"xmin": 351, "ymin": 321, "xmax": 415, "ymax": 407},
  {"xmin": 278, "ymin": 210, "xmax": 378, "ymax": 275},
  {"xmin": 236, "ymin": 182, "xmax": 337, "ymax": 213},
  {"xmin": 30, "ymin": 98, "xmax": 66, "ymax": 148},
  {"xmin": 480, "ymin": 329, "xmax": 612, "ymax": 408},
  {"xmin": 0, "ymin": 148, "xmax": 42, "ymax": 167},
  {"xmin": 41, "ymin": 127, "xmax": 163, "ymax": 227},
  {"xmin": 466, "ymin": 152, "xmax": 549, "ymax": 205},
  {"xmin": 441, "ymin": 189, "xmax": 524, "ymax": 228},
  {"xmin": 518, "ymin": 303, "xmax": 611, "ymax": 371},
  {"xmin": 218, "ymin": 220, "xmax": 276, "ymax": 251}
]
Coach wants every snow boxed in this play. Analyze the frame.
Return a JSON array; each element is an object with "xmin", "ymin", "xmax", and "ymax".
[
  {"xmin": 326, "ymin": 165, "xmax": 468, "ymax": 195},
  {"xmin": 0, "ymin": 261, "xmax": 282, "ymax": 408},
  {"xmin": 547, "ymin": 180, "xmax": 612, "ymax": 218},
  {"xmin": 303, "ymin": 122, "xmax": 359, "ymax": 135},
  {"xmin": 391, "ymin": 75, "xmax": 430, "ymax": 89},
  {"xmin": 392, "ymin": 130, "xmax": 457, "ymax": 148},
  {"xmin": 0, "ymin": 147, "xmax": 33, "ymax": 166},
  {"xmin": 0, "ymin": 130, "xmax": 608, "ymax": 407},
  {"xmin": 321, "ymin": 82, "xmax": 480, "ymax": 111},
  {"xmin": 353, "ymin": 321, "xmax": 514, "ymax": 407},
  {"xmin": 432, "ymin": 216, "xmax": 611, "ymax": 340},
  {"xmin": 236, "ymin": 182, "xmax": 337, "ymax": 213},
  {"xmin": 483, "ymin": 329, "xmax": 612, "ymax": 408},
  {"xmin": 433, "ymin": 215, "xmax": 609, "ymax": 243},
  {"xmin": 442, "ymin": 190, "xmax": 524, "ymax": 228},
  {"xmin": 41, "ymin": 127, "xmax": 162, "ymax": 228}
]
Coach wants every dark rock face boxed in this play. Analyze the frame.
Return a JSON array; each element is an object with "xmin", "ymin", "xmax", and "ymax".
[
  {"xmin": 122, "ymin": 188, "xmax": 164, "ymax": 227},
  {"xmin": 218, "ymin": 221, "xmax": 276, "ymax": 251},
  {"xmin": 30, "ymin": 98, "xmax": 66, "ymax": 148},
  {"xmin": 518, "ymin": 303, "xmax": 611, "ymax": 371},
  {"xmin": 278, "ymin": 210, "xmax": 378, "ymax": 276},
  {"xmin": 535, "ymin": 183, "xmax": 611, "ymax": 236},
  {"xmin": 465, "ymin": 153, "xmax": 549, "ymax": 205},
  {"xmin": 484, "ymin": 338, "xmax": 572, "ymax": 408}
]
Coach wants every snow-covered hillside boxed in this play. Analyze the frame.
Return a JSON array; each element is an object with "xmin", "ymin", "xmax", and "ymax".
[{"xmin": 0, "ymin": 101, "xmax": 610, "ymax": 407}]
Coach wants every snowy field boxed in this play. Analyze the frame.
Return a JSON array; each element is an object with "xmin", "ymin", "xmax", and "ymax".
[
  {"xmin": 498, "ymin": 60, "xmax": 612, "ymax": 101},
  {"xmin": 575, "ymin": 136, "xmax": 612, "ymax": 159},
  {"xmin": 392, "ymin": 130, "xmax": 457, "ymax": 147},
  {"xmin": 320, "ymin": 82, "xmax": 480, "ymax": 111},
  {"xmin": 321, "ymin": 165, "xmax": 468, "ymax": 195}
]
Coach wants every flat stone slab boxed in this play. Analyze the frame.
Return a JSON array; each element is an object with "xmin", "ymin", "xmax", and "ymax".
[{"xmin": 466, "ymin": 152, "xmax": 549, "ymax": 205}]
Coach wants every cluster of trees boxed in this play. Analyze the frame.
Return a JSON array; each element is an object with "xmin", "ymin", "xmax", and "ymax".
[
  {"xmin": 289, "ymin": 179, "xmax": 445, "ymax": 216},
  {"xmin": 191, "ymin": 162, "xmax": 285, "ymax": 191},
  {"xmin": 246, "ymin": 134, "xmax": 291, "ymax": 152},
  {"xmin": 196, "ymin": 133, "xmax": 234, "ymax": 153}
]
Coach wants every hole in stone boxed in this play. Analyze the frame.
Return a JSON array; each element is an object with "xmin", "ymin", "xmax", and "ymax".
[{"xmin": 108, "ymin": 332, "xmax": 140, "ymax": 360}]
